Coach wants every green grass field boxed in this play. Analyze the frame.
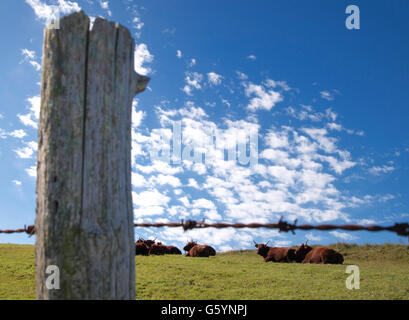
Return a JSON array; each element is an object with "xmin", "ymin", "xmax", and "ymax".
[{"xmin": 1, "ymin": 243, "xmax": 408, "ymax": 300}]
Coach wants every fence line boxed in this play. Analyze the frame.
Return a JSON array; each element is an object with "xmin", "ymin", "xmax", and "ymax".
[{"xmin": 1, "ymin": 219, "xmax": 409, "ymax": 237}]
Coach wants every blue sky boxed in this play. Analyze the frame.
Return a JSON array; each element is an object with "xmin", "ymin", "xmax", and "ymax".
[{"xmin": 0, "ymin": 0, "xmax": 408, "ymax": 251}]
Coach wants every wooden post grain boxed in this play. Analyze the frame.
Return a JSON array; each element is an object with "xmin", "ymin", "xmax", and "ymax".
[{"xmin": 36, "ymin": 11, "xmax": 149, "ymax": 300}]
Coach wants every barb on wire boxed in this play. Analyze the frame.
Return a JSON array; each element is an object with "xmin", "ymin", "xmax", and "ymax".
[
  {"xmin": 0, "ymin": 225, "xmax": 35, "ymax": 237},
  {"xmin": 2, "ymin": 219, "xmax": 409, "ymax": 238}
]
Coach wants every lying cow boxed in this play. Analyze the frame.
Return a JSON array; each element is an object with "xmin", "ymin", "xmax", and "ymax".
[
  {"xmin": 295, "ymin": 242, "xmax": 344, "ymax": 264},
  {"xmin": 183, "ymin": 241, "xmax": 216, "ymax": 257},
  {"xmin": 149, "ymin": 243, "xmax": 168, "ymax": 255},
  {"xmin": 135, "ymin": 242, "xmax": 149, "ymax": 256},
  {"xmin": 254, "ymin": 241, "xmax": 296, "ymax": 263},
  {"xmin": 165, "ymin": 246, "xmax": 182, "ymax": 255},
  {"xmin": 136, "ymin": 237, "xmax": 156, "ymax": 249}
]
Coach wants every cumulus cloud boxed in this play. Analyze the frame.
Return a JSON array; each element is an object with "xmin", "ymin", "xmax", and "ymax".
[
  {"xmin": 330, "ymin": 231, "xmax": 357, "ymax": 241},
  {"xmin": 134, "ymin": 43, "xmax": 154, "ymax": 75},
  {"xmin": 182, "ymin": 72, "xmax": 203, "ymax": 96},
  {"xmin": 188, "ymin": 58, "xmax": 196, "ymax": 67},
  {"xmin": 18, "ymin": 95, "xmax": 40, "ymax": 129},
  {"xmin": 25, "ymin": 0, "xmax": 81, "ymax": 24},
  {"xmin": 236, "ymin": 71, "xmax": 248, "ymax": 80},
  {"xmin": 21, "ymin": 49, "xmax": 41, "ymax": 71},
  {"xmin": 245, "ymin": 81, "xmax": 283, "ymax": 111},
  {"xmin": 176, "ymin": 50, "xmax": 182, "ymax": 59},
  {"xmin": 368, "ymin": 165, "xmax": 395, "ymax": 176},
  {"xmin": 99, "ymin": 1, "xmax": 112, "ymax": 16},
  {"xmin": 126, "ymin": 71, "xmax": 390, "ymax": 250},
  {"xmin": 8, "ymin": 130, "xmax": 27, "ymax": 139},
  {"xmin": 207, "ymin": 72, "xmax": 222, "ymax": 86},
  {"xmin": 14, "ymin": 141, "xmax": 38, "ymax": 159},
  {"xmin": 320, "ymin": 90, "xmax": 335, "ymax": 101},
  {"xmin": 25, "ymin": 166, "xmax": 37, "ymax": 178}
]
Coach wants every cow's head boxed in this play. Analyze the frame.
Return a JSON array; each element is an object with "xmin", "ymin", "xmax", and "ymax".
[
  {"xmin": 295, "ymin": 241, "xmax": 312, "ymax": 262},
  {"xmin": 183, "ymin": 241, "xmax": 197, "ymax": 252},
  {"xmin": 254, "ymin": 240, "xmax": 270, "ymax": 258},
  {"xmin": 143, "ymin": 238, "xmax": 156, "ymax": 248}
]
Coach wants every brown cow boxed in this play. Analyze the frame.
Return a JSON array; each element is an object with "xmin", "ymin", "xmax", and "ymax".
[
  {"xmin": 183, "ymin": 241, "xmax": 216, "ymax": 257},
  {"xmin": 136, "ymin": 237, "xmax": 156, "ymax": 249},
  {"xmin": 254, "ymin": 241, "xmax": 296, "ymax": 263},
  {"xmin": 135, "ymin": 242, "xmax": 149, "ymax": 256},
  {"xmin": 295, "ymin": 242, "xmax": 344, "ymax": 264},
  {"xmin": 165, "ymin": 246, "xmax": 182, "ymax": 255},
  {"xmin": 149, "ymin": 243, "xmax": 168, "ymax": 255}
]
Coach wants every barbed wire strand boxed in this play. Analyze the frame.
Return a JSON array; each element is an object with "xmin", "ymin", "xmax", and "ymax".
[
  {"xmin": 134, "ymin": 218, "xmax": 409, "ymax": 237},
  {"xmin": 1, "ymin": 219, "xmax": 409, "ymax": 237},
  {"xmin": 0, "ymin": 225, "xmax": 35, "ymax": 236}
]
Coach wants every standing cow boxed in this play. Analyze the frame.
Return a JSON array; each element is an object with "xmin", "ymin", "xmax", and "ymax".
[
  {"xmin": 183, "ymin": 241, "xmax": 216, "ymax": 257},
  {"xmin": 295, "ymin": 242, "xmax": 344, "ymax": 264},
  {"xmin": 254, "ymin": 241, "xmax": 296, "ymax": 263}
]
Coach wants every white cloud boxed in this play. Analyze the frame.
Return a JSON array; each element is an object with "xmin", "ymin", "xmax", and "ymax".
[
  {"xmin": 131, "ymin": 172, "xmax": 147, "ymax": 187},
  {"xmin": 329, "ymin": 231, "xmax": 357, "ymax": 241},
  {"xmin": 356, "ymin": 219, "xmax": 376, "ymax": 225},
  {"xmin": 14, "ymin": 141, "xmax": 38, "ymax": 159},
  {"xmin": 149, "ymin": 174, "xmax": 182, "ymax": 187},
  {"xmin": 368, "ymin": 165, "xmax": 395, "ymax": 176},
  {"xmin": 25, "ymin": 0, "xmax": 81, "ymax": 23},
  {"xmin": 132, "ymin": 189, "xmax": 170, "ymax": 219},
  {"xmin": 100, "ymin": 1, "xmax": 108, "ymax": 9},
  {"xmin": 132, "ymin": 16, "xmax": 144, "ymax": 37},
  {"xmin": 182, "ymin": 72, "xmax": 203, "ymax": 95},
  {"xmin": 247, "ymin": 54, "xmax": 256, "ymax": 61},
  {"xmin": 264, "ymin": 79, "xmax": 291, "ymax": 91},
  {"xmin": 185, "ymin": 72, "xmax": 203, "ymax": 89},
  {"xmin": 320, "ymin": 91, "xmax": 334, "ymax": 101},
  {"xmin": 305, "ymin": 233, "xmax": 322, "ymax": 242},
  {"xmin": 176, "ymin": 50, "xmax": 182, "ymax": 59},
  {"xmin": 99, "ymin": 1, "xmax": 111, "ymax": 16},
  {"xmin": 187, "ymin": 178, "xmax": 200, "ymax": 189},
  {"xmin": 18, "ymin": 95, "xmax": 40, "ymax": 129},
  {"xmin": 245, "ymin": 82, "xmax": 283, "ymax": 111},
  {"xmin": 188, "ymin": 58, "xmax": 196, "ymax": 67},
  {"xmin": 25, "ymin": 166, "xmax": 37, "ymax": 178},
  {"xmin": 8, "ymin": 130, "xmax": 27, "ymax": 139},
  {"xmin": 207, "ymin": 72, "xmax": 222, "ymax": 86},
  {"xmin": 132, "ymin": 100, "xmax": 145, "ymax": 128},
  {"xmin": 21, "ymin": 49, "xmax": 41, "ymax": 71},
  {"xmin": 12, "ymin": 180, "xmax": 22, "ymax": 186},
  {"xmin": 236, "ymin": 71, "xmax": 248, "ymax": 80},
  {"xmin": 134, "ymin": 43, "xmax": 154, "ymax": 75},
  {"xmin": 192, "ymin": 198, "xmax": 216, "ymax": 210}
]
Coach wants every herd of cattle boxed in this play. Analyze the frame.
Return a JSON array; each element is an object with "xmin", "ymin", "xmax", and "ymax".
[
  {"xmin": 135, "ymin": 238, "xmax": 216, "ymax": 257},
  {"xmin": 253, "ymin": 241, "xmax": 344, "ymax": 264},
  {"xmin": 135, "ymin": 238, "xmax": 344, "ymax": 264}
]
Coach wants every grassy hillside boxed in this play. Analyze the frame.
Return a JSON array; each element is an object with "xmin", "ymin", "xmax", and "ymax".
[{"xmin": 1, "ymin": 243, "xmax": 408, "ymax": 300}]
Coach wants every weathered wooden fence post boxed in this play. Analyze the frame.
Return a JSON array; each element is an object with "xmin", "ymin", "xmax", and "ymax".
[{"xmin": 35, "ymin": 11, "xmax": 149, "ymax": 300}]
